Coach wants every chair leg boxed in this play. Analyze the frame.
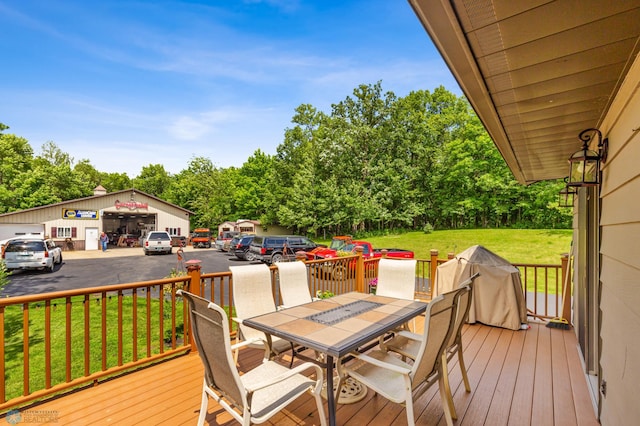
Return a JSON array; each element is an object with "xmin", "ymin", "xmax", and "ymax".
[
  {"xmin": 404, "ymin": 378, "xmax": 415, "ymax": 426},
  {"xmin": 437, "ymin": 373, "xmax": 455, "ymax": 426},
  {"xmin": 311, "ymin": 386, "xmax": 328, "ymax": 426},
  {"xmin": 457, "ymin": 347, "xmax": 471, "ymax": 392},
  {"xmin": 441, "ymin": 353, "xmax": 458, "ymax": 420},
  {"xmin": 233, "ymin": 335, "xmax": 240, "ymax": 365},
  {"xmin": 197, "ymin": 382, "xmax": 209, "ymax": 426}
]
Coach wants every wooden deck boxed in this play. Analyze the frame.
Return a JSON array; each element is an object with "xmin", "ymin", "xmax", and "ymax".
[{"xmin": 16, "ymin": 321, "xmax": 599, "ymax": 425}]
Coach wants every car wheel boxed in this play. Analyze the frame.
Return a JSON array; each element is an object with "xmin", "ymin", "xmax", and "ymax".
[
  {"xmin": 271, "ymin": 253, "xmax": 284, "ymax": 264},
  {"xmin": 144, "ymin": 250, "xmax": 149, "ymax": 256},
  {"xmin": 57, "ymin": 253, "xmax": 63, "ymax": 264},
  {"xmin": 332, "ymin": 264, "xmax": 347, "ymax": 280},
  {"xmin": 245, "ymin": 251, "xmax": 256, "ymax": 262},
  {"xmin": 46, "ymin": 263, "xmax": 54, "ymax": 273},
  {"xmin": 169, "ymin": 248, "xmax": 173, "ymax": 255}
]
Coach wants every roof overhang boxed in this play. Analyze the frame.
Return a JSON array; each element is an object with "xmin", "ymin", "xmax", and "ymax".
[{"xmin": 409, "ymin": 0, "xmax": 640, "ymax": 184}]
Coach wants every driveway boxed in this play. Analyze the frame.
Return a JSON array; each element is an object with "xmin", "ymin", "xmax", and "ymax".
[{"xmin": 3, "ymin": 246, "xmax": 253, "ymax": 297}]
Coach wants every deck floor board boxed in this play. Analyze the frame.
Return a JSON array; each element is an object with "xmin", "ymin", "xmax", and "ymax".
[{"xmin": 19, "ymin": 322, "xmax": 599, "ymax": 425}]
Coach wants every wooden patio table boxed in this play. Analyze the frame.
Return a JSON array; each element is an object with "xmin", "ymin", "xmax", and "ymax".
[{"xmin": 243, "ymin": 291, "xmax": 428, "ymax": 426}]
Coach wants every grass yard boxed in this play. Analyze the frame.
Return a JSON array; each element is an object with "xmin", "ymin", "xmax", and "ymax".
[
  {"xmin": 324, "ymin": 229, "xmax": 573, "ymax": 264},
  {"xmin": 3, "ymin": 293, "xmax": 187, "ymax": 401}
]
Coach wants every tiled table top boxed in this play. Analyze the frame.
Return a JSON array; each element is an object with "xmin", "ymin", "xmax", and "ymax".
[{"xmin": 243, "ymin": 292, "xmax": 427, "ymax": 358}]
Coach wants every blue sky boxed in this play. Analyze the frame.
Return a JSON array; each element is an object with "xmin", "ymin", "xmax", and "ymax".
[{"xmin": 0, "ymin": 0, "xmax": 460, "ymax": 177}]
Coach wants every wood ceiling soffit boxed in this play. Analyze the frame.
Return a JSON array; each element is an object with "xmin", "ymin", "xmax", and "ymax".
[
  {"xmin": 485, "ymin": 40, "xmax": 634, "ymax": 93},
  {"xmin": 495, "ymin": 87, "xmax": 610, "ymax": 119}
]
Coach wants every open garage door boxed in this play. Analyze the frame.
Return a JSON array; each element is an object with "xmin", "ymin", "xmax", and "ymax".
[{"xmin": 101, "ymin": 212, "xmax": 157, "ymax": 247}]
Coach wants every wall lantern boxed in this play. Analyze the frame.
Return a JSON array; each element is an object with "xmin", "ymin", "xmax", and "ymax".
[
  {"xmin": 567, "ymin": 128, "xmax": 608, "ymax": 187},
  {"xmin": 558, "ymin": 178, "xmax": 577, "ymax": 208}
]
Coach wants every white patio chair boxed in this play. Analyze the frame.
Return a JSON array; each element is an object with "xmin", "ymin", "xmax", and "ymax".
[
  {"xmin": 376, "ymin": 257, "xmax": 418, "ymax": 300},
  {"xmin": 380, "ymin": 272, "xmax": 480, "ymax": 419},
  {"xmin": 179, "ymin": 290, "xmax": 327, "ymax": 426},
  {"xmin": 336, "ymin": 285, "xmax": 468, "ymax": 426},
  {"xmin": 376, "ymin": 257, "xmax": 418, "ymax": 331},
  {"xmin": 229, "ymin": 264, "xmax": 295, "ymax": 364},
  {"xmin": 275, "ymin": 260, "xmax": 316, "ymax": 308}
]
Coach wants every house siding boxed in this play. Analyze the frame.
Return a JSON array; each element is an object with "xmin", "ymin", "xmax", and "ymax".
[{"xmin": 597, "ymin": 54, "xmax": 640, "ymax": 425}]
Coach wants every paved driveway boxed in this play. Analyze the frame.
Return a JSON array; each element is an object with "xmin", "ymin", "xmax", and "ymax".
[{"xmin": 3, "ymin": 246, "xmax": 253, "ymax": 297}]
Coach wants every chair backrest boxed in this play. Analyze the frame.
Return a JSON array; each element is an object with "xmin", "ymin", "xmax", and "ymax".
[
  {"xmin": 179, "ymin": 290, "xmax": 246, "ymax": 410},
  {"xmin": 376, "ymin": 258, "xmax": 417, "ymax": 300},
  {"xmin": 446, "ymin": 272, "xmax": 480, "ymax": 349},
  {"xmin": 275, "ymin": 261, "xmax": 313, "ymax": 307},
  {"xmin": 410, "ymin": 285, "xmax": 469, "ymax": 387},
  {"xmin": 230, "ymin": 264, "xmax": 277, "ymax": 341}
]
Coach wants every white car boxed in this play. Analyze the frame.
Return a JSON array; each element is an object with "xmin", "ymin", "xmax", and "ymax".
[
  {"xmin": 142, "ymin": 231, "xmax": 173, "ymax": 255},
  {"xmin": 2, "ymin": 238, "xmax": 63, "ymax": 273}
]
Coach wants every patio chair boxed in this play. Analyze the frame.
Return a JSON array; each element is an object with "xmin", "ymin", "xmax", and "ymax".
[
  {"xmin": 376, "ymin": 257, "xmax": 418, "ymax": 331},
  {"xmin": 380, "ymin": 272, "xmax": 479, "ymax": 419},
  {"xmin": 335, "ymin": 285, "xmax": 468, "ymax": 426},
  {"xmin": 179, "ymin": 290, "xmax": 327, "ymax": 426},
  {"xmin": 275, "ymin": 261, "xmax": 316, "ymax": 308},
  {"xmin": 376, "ymin": 258, "xmax": 418, "ymax": 300},
  {"xmin": 229, "ymin": 264, "xmax": 295, "ymax": 364}
]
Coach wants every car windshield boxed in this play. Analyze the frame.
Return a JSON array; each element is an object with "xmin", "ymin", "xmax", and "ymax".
[
  {"xmin": 330, "ymin": 239, "xmax": 349, "ymax": 250},
  {"xmin": 149, "ymin": 233, "xmax": 170, "ymax": 240},
  {"xmin": 6, "ymin": 241, "xmax": 46, "ymax": 252}
]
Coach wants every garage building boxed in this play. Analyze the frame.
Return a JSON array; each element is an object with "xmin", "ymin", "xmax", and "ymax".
[{"xmin": 0, "ymin": 186, "xmax": 192, "ymax": 250}]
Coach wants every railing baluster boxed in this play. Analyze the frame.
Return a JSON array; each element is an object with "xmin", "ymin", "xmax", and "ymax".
[
  {"xmin": 84, "ymin": 295, "xmax": 90, "ymax": 376},
  {"xmin": 22, "ymin": 303, "xmax": 29, "ymax": 396},
  {"xmin": 118, "ymin": 290, "xmax": 123, "ymax": 366},
  {"xmin": 0, "ymin": 306, "xmax": 4, "ymax": 403},
  {"xmin": 65, "ymin": 297, "xmax": 71, "ymax": 383},
  {"xmin": 159, "ymin": 285, "xmax": 164, "ymax": 354},
  {"xmin": 44, "ymin": 300, "xmax": 51, "ymax": 389}
]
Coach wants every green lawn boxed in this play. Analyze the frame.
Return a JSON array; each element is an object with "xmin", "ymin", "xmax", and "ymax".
[
  {"xmin": 319, "ymin": 229, "xmax": 572, "ymax": 265},
  {"xmin": 3, "ymin": 294, "xmax": 186, "ymax": 401}
]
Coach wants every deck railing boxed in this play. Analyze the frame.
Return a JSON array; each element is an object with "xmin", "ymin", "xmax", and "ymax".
[{"xmin": 0, "ymin": 248, "xmax": 569, "ymax": 411}]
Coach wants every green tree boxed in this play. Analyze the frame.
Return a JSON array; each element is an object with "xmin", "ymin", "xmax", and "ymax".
[{"xmin": 132, "ymin": 164, "xmax": 172, "ymax": 197}]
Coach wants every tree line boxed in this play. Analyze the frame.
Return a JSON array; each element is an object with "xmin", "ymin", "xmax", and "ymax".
[{"xmin": 0, "ymin": 83, "xmax": 570, "ymax": 237}]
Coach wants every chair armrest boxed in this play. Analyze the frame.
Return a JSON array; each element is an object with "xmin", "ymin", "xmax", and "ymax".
[
  {"xmin": 230, "ymin": 338, "xmax": 262, "ymax": 351},
  {"xmin": 245, "ymin": 362, "xmax": 324, "ymax": 392},
  {"xmin": 395, "ymin": 330, "xmax": 421, "ymax": 341},
  {"xmin": 348, "ymin": 351, "xmax": 412, "ymax": 375}
]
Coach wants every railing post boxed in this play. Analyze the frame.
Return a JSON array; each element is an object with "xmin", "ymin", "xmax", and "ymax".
[
  {"xmin": 355, "ymin": 246, "xmax": 365, "ymax": 293},
  {"xmin": 186, "ymin": 259, "xmax": 202, "ymax": 351},
  {"xmin": 560, "ymin": 253, "xmax": 571, "ymax": 323},
  {"xmin": 295, "ymin": 251, "xmax": 307, "ymax": 261},
  {"xmin": 448, "ymin": 252, "xmax": 455, "ymax": 260},
  {"xmin": 186, "ymin": 260, "xmax": 202, "ymax": 296},
  {"xmin": 430, "ymin": 249, "xmax": 439, "ymax": 296},
  {"xmin": 381, "ymin": 249, "xmax": 388, "ymax": 258}
]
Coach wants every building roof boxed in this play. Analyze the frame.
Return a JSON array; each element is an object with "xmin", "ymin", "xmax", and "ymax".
[{"xmin": 0, "ymin": 188, "xmax": 194, "ymax": 218}]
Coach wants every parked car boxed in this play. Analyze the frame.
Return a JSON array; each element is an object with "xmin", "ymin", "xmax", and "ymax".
[
  {"xmin": 1, "ymin": 238, "xmax": 63, "ymax": 273},
  {"xmin": 215, "ymin": 231, "xmax": 240, "ymax": 251},
  {"xmin": 223, "ymin": 235, "xmax": 240, "ymax": 252},
  {"xmin": 232, "ymin": 235, "xmax": 256, "ymax": 261},
  {"xmin": 249, "ymin": 235, "xmax": 321, "ymax": 264},
  {"xmin": 142, "ymin": 231, "xmax": 172, "ymax": 255}
]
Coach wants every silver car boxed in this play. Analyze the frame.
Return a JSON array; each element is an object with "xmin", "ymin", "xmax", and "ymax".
[
  {"xmin": 2, "ymin": 238, "xmax": 63, "ymax": 273},
  {"xmin": 142, "ymin": 231, "xmax": 173, "ymax": 255}
]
